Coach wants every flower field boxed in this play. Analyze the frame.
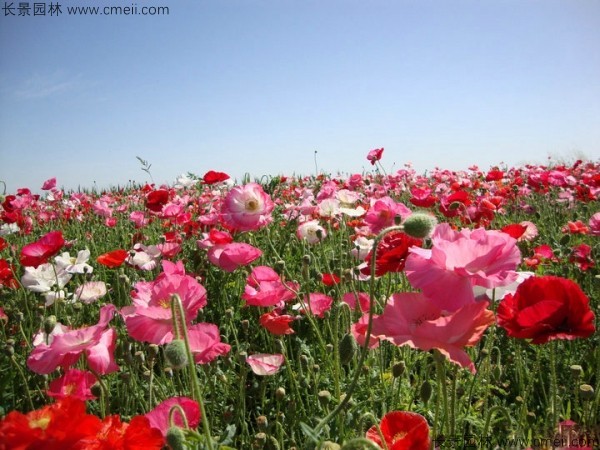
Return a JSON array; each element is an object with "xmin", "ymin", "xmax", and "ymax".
[{"xmin": 0, "ymin": 153, "xmax": 599, "ymax": 449}]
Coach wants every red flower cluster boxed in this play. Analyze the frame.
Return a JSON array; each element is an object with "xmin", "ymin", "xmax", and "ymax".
[
  {"xmin": 0, "ymin": 397, "xmax": 164, "ymax": 450},
  {"xmin": 497, "ymin": 276, "xmax": 595, "ymax": 344}
]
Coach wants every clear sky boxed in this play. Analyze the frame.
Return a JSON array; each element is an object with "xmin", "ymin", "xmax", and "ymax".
[{"xmin": 1, "ymin": 0, "xmax": 599, "ymax": 193}]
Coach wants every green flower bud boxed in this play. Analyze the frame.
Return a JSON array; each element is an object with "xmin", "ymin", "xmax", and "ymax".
[
  {"xmin": 570, "ymin": 364, "xmax": 583, "ymax": 379},
  {"xmin": 339, "ymin": 333, "xmax": 357, "ymax": 366},
  {"xmin": 165, "ymin": 339, "xmax": 188, "ymax": 370},
  {"xmin": 402, "ymin": 212, "xmax": 438, "ymax": 238},
  {"xmin": 580, "ymin": 384, "xmax": 595, "ymax": 401},
  {"xmin": 420, "ymin": 380, "xmax": 433, "ymax": 404},
  {"xmin": 340, "ymin": 438, "xmax": 381, "ymax": 450},
  {"xmin": 392, "ymin": 361, "xmax": 406, "ymax": 378},
  {"xmin": 43, "ymin": 315, "xmax": 57, "ymax": 335},
  {"xmin": 166, "ymin": 426, "xmax": 186, "ymax": 450}
]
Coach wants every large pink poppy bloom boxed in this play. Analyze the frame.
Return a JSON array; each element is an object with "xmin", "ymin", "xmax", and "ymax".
[
  {"xmin": 246, "ymin": 353, "xmax": 285, "ymax": 376},
  {"xmin": 121, "ymin": 260, "xmax": 207, "ymax": 345},
  {"xmin": 372, "ymin": 293, "xmax": 495, "ymax": 373},
  {"xmin": 405, "ymin": 223, "xmax": 521, "ymax": 312},
  {"xmin": 27, "ymin": 304, "xmax": 118, "ymax": 375},
  {"xmin": 241, "ymin": 266, "xmax": 298, "ymax": 307},
  {"xmin": 207, "ymin": 242, "xmax": 262, "ymax": 272},
  {"xmin": 220, "ymin": 183, "xmax": 274, "ymax": 232},
  {"xmin": 364, "ymin": 196, "xmax": 412, "ymax": 234}
]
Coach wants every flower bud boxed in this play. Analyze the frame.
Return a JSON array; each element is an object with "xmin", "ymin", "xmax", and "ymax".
[
  {"xmin": 402, "ymin": 212, "xmax": 438, "ymax": 239},
  {"xmin": 256, "ymin": 415, "xmax": 268, "ymax": 432},
  {"xmin": 420, "ymin": 380, "xmax": 433, "ymax": 404},
  {"xmin": 319, "ymin": 442, "xmax": 341, "ymax": 450},
  {"xmin": 340, "ymin": 438, "xmax": 381, "ymax": 449},
  {"xmin": 580, "ymin": 384, "xmax": 595, "ymax": 401},
  {"xmin": 570, "ymin": 364, "xmax": 583, "ymax": 379},
  {"xmin": 275, "ymin": 387, "xmax": 286, "ymax": 402},
  {"xmin": 392, "ymin": 361, "xmax": 406, "ymax": 378},
  {"xmin": 43, "ymin": 315, "xmax": 57, "ymax": 335},
  {"xmin": 165, "ymin": 339, "xmax": 188, "ymax": 370},
  {"xmin": 166, "ymin": 426, "xmax": 186, "ymax": 450},
  {"xmin": 339, "ymin": 333, "xmax": 357, "ymax": 366}
]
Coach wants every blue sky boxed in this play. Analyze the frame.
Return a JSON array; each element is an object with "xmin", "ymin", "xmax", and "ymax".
[{"xmin": 1, "ymin": 0, "xmax": 599, "ymax": 193}]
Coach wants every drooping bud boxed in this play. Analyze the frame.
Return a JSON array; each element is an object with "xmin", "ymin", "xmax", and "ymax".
[
  {"xmin": 166, "ymin": 426, "xmax": 186, "ymax": 450},
  {"xmin": 165, "ymin": 339, "xmax": 188, "ymax": 370},
  {"xmin": 402, "ymin": 212, "xmax": 438, "ymax": 239},
  {"xmin": 339, "ymin": 333, "xmax": 357, "ymax": 366}
]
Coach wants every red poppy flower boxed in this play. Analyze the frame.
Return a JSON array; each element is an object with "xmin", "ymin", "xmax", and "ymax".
[
  {"xmin": 570, "ymin": 244, "xmax": 595, "ymax": 271},
  {"xmin": 322, "ymin": 273, "xmax": 341, "ymax": 286},
  {"xmin": 561, "ymin": 220, "xmax": 589, "ymax": 234},
  {"xmin": 203, "ymin": 170, "xmax": 230, "ymax": 185},
  {"xmin": 0, "ymin": 237, "xmax": 8, "ymax": 252},
  {"xmin": 501, "ymin": 223, "xmax": 527, "ymax": 240},
  {"xmin": 361, "ymin": 231, "xmax": 422, "ymax": 277},
  {"xmin": 0, "ymin": 259, "xmax": 18, "ymax": 289},
  {"xmin": 97, "ymin": 249, "xmax": 129, "ymax": 268},
  {"xmin": 260, "ymin": 311, "xmax": 296, "ymax": 335},
  {"xmin": 366, "ymin": 410, "xmax": 431, "ymax": 450},
  {"xmin": 19, "ymin": 230, "xmax": 65, "ymax": 267},
  {"xmin": 497, "ymin": 276, "xmax": 595, "ymax": 344},
  {"xmin": 145, "ymin": 189, "xmax": 169, "ymax": 213},
  {"xmin": 80, "ymin": 414, "xmax": 164, "ymax": 450}
]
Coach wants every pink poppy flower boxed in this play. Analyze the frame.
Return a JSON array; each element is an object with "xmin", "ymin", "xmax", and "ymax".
[
  {"xmin": 27, "ymin": 304, "xmax": 118, "ymax": 375},
  {"xmin": 187, "ymin": 323, "xmax": 231, "ymax": 364},
  {"xmin": 47, "ymin": 368, "xmax": 97, "ymax": 401},
  {"xmin": 295, "ymin": 293, "xmax": 333, "ymax": 318},
  {"xmin": 121, "ymin": 261, "xmax": 207, "ymax": 345},
  {"xmin": 296, "ymin": 220, "xmax": 327, "ymax": 244},
  {"xmin": 364, "ymin": 197, "xmax": 412, "ymax": 234},
  {"xmin": 242, "ymin": 266, "xmax": 298, "ymax": 307},
  {"xmin": 405, "ymin": 223, "xmax": 521, "ymax": 312},
  {"xmin": 246, "ymin": 353, "xmax": 285, "ymax": 376},
  {"xmin": 351, "ymin": 313, "xmax": 380, "ymax": 349},
  {"xmin": 366, "ymin": 147, "xmax": 384, "ymax": 165},
  {"xmin": 372, "ymin": 293, "xmax": 495, "ymax": 373},
  {"xmin": 207, "ymin": 242, "xmax": 262, "ymax": 272},
  {"xmin": 19, "ymin": 230, "xmax": 65, "ymax": 268},
  {"xmin": 41, "ymin": 177, "xmax": 57, "ymax": 190},
  {"xmin": 220, "ymin": 183, "xmax": 274, "ymax": 232},
  {"xmin": 129, "ymin": 211, "xmax": 149, "ymax": 228},
  {"xmin": 145, "ymin": 397, "xmax": 200, "ymax": 438},
  {"xmin": 589, "ymin": 212, "xmax": 600, "ymax": 236},
  {"xmin": 342, "ymin": 292, "xmax": 371, "ymax": 313}
]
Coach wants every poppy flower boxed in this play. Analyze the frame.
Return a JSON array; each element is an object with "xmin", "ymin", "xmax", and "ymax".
[
  {"xmin": 259, "ymin": 310, "xmax": 296, "ymax": 335},
  {"xmin": 220, "ymin": 183, "xmax": 275, "ymax": 232},
  {"xmin": 366, "ymin": 147, "xmax": 384, "ymax": 165},
  {"xmin": 364, "ymin": 197, "xmax": 412, "ymax": 234},
  {"xmin": 187, "ymin": 323, "xmax": 231, "ymax": 364},
  {"xmin": 242, "ymin": 266, "xmax": 298, "ymax": 307},
  {"xmin": 82, "ymin": 414, "xmax": 165, "ymax": 449},
  {"xmin": 501, "ymin": 223, "xmax": 527, "ymax": 240},
  {"xmin": 322, "ymin": 273, "xmax": 341, "ymax": 286},
  {"xmin": 569, "ymin": 244, "xmax": 595, "ymax": 271},
  {"xmin": 297, "ymin": 220, "xmax": 327, "ymax": 244},
  {"xmin": 366, "ymin": 410, "xmax": 430, "ymax": 450},
  {"xmin": 246, "ymin": 353, "xmax": 285, "ymax": 376},
  {"xmin": 203, "ymin": 170, "xmax": 230, "ymax": 185},
  {"xmin": 19, "ymin": 230, "xmax": 65, "ymax": 267},
  {"xmin": 497, "ymin": 275, "xmax": 595, "ymax": 344},
  {"xmin": 47, "ymin": 368, "xmax": 97, "ymax": 401},
  {"xmin": 145, "ymin": 397, "xmax": 200, "ymax": 438},
  {"xmin": 97, "ymin": 249, "xmax": 128, "ymax": 268},
  {"xmin": 207, "ymin": 242, "xmax": 263, "ymax": 272},
  {"xmin": 361, "ymin": 231, "xmax": 422, "ymax": 278},
  {"xmin": 145, "ymin": 189, "xmax": 169, "ymax": 213},
  {"xmin": 0, "ymin": 258, "xmax": 18, "ymax": 289}
]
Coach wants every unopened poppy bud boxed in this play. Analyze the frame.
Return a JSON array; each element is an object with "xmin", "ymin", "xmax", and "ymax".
[
  {"xmin": 241, "ymin": 319, "xmax": 250, "ymax": 332},
  {"xmin": 148, "ymin": 344, "xmax": 159, "ymax": 360},
  {"xmin": 402, "ymin": 212, "xmax": 438, "ymax": 239},
  {"xmin": 164, "ymin": 367, "xmax": 174, "ymax": 378},
  {"xmin": 90, "ymin": 383, "xmax": 103, "ymax": 398},
  {"xmin": 274, "ymin": 260, "xmax": 286, "ymax": 274},
  {"xmin": 420, "ymin": 380, "xmax": 433, "ymax": 404},
  {"xmin": 165, "ymin": 339, "xmax": 188, "ymax": 370},
  {"xmin": 570, "ymin": 364, "xmax": 583, "ymax": 379},
  {"xmin": 73, "ymin": 302, "xmax": 83, "ymax": 310},
  {"xmin": 43, "ymin": 315, "xmax": 57, "ymax": 334},
  {"xmin": 134, "ymin": 350, "xmax": 145, "ymax": 364},
  {"xmin": 256, "ymin": 415, "xmax": 268, "ymax": 431},
  {"xmin": 392, "ymin": 361, "xmax": 406, "ymax": 378},
  {"xmin": 275, "ymin": 387, "xmax": 286, "ymax": 401},
  {"xmin": 254, "ymin": 432, "xmax": 267, "ymax": 448},
  {"xmin": 526, "ymin": 411, "xmax": 536, "ymax": 425},
  {"xmin": 166, "ymin": 426, "xmax": 186, "ymax": 450},
  {"xmin": 225, "ymin": 308, "xmax": 234, "ymax": 318},
  {"xmin": 339, "ymin": 333, "xmax": 357, "ymax": 366},
  {"xmin": 580, "ymin": 384, "xmax": 594, "ymax": 400},
  {"xmin": 302, "ymin": 254, "xmax": 311, "ymax": 266},
  {"xmin": 318, "ymin": 390, "xmax": 332, "ymax": 406},
  {"xmin": 300, "ymin": 354, "xmax": 310, "ymax": 369}
]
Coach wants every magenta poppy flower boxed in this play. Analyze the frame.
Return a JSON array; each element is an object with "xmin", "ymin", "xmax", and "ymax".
[
  {"xmin": 145, "ymin": 397, "xmax": 200, "ymax": 437},
  {"xmin": 405, "ymin": 223, "xmax": 521, "ymax": 312},
  {"xmin": 41, "ymin": 177, "xmax": 57, "ymax": 190},
  {"xmin": 242, "ymin": 266, "xmax": 298, "ymax": 307},
  {"xmin": 19, "ymin": 230, "xmax": 65, "ymax": 268},
  {"xmin": 47, "ymin": 369, "xmax": 97, "ymax": 401},
  {"xmin": 296, "ymin": 293, "xmax": 333, "ymax": 318},
  {"xmin": 246, "ymin": 353, "xmax": 285, "ymax": 376},
  {"xmin": 27, "ymin": 304, "xmax": 118, "ymax": 375},
  {"xmin": 372, "ymin": 293, "xmax": 495, "ymax": 373},
  {"xmin": 220, "ymin": 183, "xmax": 274, "ymax": 232},
  {"xmin": 207, "ymin": 242, "xmax": 262, "ymax": 272},
  {"xmin": 366, "ymin": 147, "xmax": 384, "ymax": 165},
  {"xmin": 364, "ymin": 196, "xmax": 411, "ymax": 234},
  {"xmin": 187, "ymin": 323, "xmax": 231, "ymax": 364},
  {"xmin": 121, "ymin": 260, "xmax": 207, "ymax": 345},
  {"xmin": 342, "ymin": 292, "xmax": 371, "ymax": 313}
]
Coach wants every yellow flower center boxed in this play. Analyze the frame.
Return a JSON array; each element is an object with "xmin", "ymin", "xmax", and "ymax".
[
  {"xmin": 29, "ymin": 414, "xmax": 51, "ymax": 431},
  {"xmin": 246, "ymin": 199, "xmax": 259, "ymax": 212},
  {"xmin": 392, "ymin": 431, "xmax": 407, "ymax": 443},
  {"xmin": 159, "ymin": 298, "xmax": 171, "ymax": 309}
]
